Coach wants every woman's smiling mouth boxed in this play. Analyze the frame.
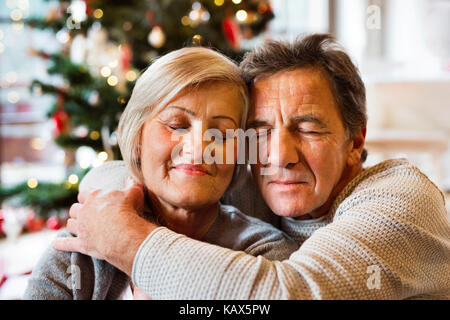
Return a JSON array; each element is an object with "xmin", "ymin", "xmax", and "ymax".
[{"xmin": 173, "ymin": 164, "xmax": 211, "ymax": 176}]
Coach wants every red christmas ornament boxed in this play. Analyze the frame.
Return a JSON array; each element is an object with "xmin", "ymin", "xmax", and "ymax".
[
  {"xmin": 46, "ymin": 216, "xmax": 62, "ymax": 230},
  {"xmin": 0, "ymin": 209, "xmax": 4, "ymax": 236},
  {"xmin": 146, "ymin": 10, "xmax": 155, "ymax": 27},
  {"xmin": 120, "ymin": 43, "xmax": 132, "ymax": 72},
  {"xmin": 84, "ymin": 0, "xmax": 91, "ymax": 15},
  {"xmin": 28, "ymin": 48, "xmax": 51, "ymax": 60},
  {"xmin": 222, "ymin": 17, "xmax": 241, "ymax": 51},
  {"xmin": 52, "ymin": 94, "xmax": 70, "ymax": 135},
  {"xmin": 26, "ymin": 212, "xmax": 45, "ymax": 233},
  {"xmin": 52, "ymin": 110, "xmax": 70, "ymax": 135},
  {"xmin": 0, "ymin": 260, "xmax": 7, "ymax": 288}
]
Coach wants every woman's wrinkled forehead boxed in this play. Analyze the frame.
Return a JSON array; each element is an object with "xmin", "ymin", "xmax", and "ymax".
[{"xmin": 154, "ymin": 81, "xmax": 244, "ymax": 124}]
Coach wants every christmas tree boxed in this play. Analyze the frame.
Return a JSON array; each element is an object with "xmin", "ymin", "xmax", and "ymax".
[{"xmin": 0, "ymin": 0, "xmax": 274, "ymax": 224}]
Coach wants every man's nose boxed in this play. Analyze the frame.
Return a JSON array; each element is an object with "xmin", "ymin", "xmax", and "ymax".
[{"xmin": 269, "ymin": 128, "xmax": 300, "ymax": 168}]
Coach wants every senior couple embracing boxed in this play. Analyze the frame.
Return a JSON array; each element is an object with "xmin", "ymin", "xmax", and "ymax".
[{"xmin": 25, "ymin": 33, "xmax": 450, "ymax": 300}]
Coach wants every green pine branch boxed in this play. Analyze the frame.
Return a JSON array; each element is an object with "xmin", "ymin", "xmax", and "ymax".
[{"xmin": 0, "ymin": 168, "xmax": 90, "ymax": 217}]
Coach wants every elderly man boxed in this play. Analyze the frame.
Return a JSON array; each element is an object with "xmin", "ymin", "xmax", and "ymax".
[{"xmin": 54, "ymin": 34, "xmax": 450, "ymax": 299}]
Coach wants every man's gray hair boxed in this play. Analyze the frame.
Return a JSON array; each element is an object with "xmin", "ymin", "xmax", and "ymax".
[{"xmin": 240, "ymin": 33, "xmax": 368, "ymax": 162}]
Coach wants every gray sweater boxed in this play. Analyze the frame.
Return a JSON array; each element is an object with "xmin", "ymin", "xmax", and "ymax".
[
  {"xmin": 24, "ymin": 194, "xmax": 298, "ymax": 299},
  {"xmin": 130, "ymin": 159, "xmax": 450, "ymax": 299}
]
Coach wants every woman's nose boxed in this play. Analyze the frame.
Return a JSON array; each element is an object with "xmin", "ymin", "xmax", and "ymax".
[{"xmin": 182, "ymin": 121, "xmax": 209, "ymax": 164}]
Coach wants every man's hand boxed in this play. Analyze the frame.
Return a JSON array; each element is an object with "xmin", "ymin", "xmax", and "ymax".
[{"xmin": 53, "ymin": 178, "xmax": 158, "ymax": 276}]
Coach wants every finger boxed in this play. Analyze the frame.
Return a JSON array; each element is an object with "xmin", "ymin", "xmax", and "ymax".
[
  {"xmin": 78, "ymin": 190, "xmax": 90, "ymax": 204},
  {"xmin": 78, "ymin": 189, "xmax": 101, "ymax": 204},
  {"xmin": 125, "ymin": 181, "xmax": 145, "ymax": 211},
  {"xmin": 69, "ymin": 202, "xmax": 82, "ymax": 219},
  {"xmin": 53, "ymin": 237, "xmax": 83, "ymax": 253},
  {"xmin": 66, "ymin": 218, "xmax": 78, "ymax": 235},
  {"xmin": 125, "ymin": 176, "xmax": 143, "ymax": 189}
]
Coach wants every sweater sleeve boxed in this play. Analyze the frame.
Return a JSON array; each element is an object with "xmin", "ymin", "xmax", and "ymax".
[
  {"xmin": 23, "ymin": 229, "xmax": 128, "ymax": 300},
  {"xmin": 23, "ymin": 229, "xmax": 75, "ymax": 300},
  {"xmin": 131, "ymin": 182, "xmax": 450, "ymax": 299}
]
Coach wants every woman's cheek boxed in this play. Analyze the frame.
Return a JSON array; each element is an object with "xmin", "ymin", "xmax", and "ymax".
[
  {"xmin": 146, "ymin": 125, "xmax": 181, "ymax": 160},
  {"xmin": 141, "ymin": 126, "xmax": 180, "ymax": 184}
]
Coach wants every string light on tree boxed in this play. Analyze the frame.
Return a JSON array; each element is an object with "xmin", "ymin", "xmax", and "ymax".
[
  {"xmin": 7, "ymin": 91, "xmax": 20, "ymax": 104},
  {"xmin": 30, "ymin": 138, "xmax": 45, "ymax": 151},
  {"xmin": 100, "ymin": 66, "xmax": 112, "ymax": 77},
  {"xmin": 187, "ymin": 2, "xmax": 210, "ymax": 26},
  {"xmin": 79, "ymin": 159, "xmax": 90, "ymax": 169},
  {"xmin": 93, "ymin": 8, "xmax": 103, "ymax": 19},
  {"xmin": 181, "ymin": 16, "xmax": 190, "ymax": 26},
  {"xmin": 27, "ymin": 178, "xmax": 38, "ymax": 189},
  {"xmin": 117, "ymin": 96, "xmax": 127, "ymax": 104},
  {"xmin": 10, "ymin": 9, "xmax": 22, "ymax": 21},
  {"xmin": 90, "ymin": 131, "xmax": 100, "ymax": 140},
  {"xmin": 88, "ymin": 90, "xmax": 99, "ymax": 105},
  {"xmin": 97, "ymin": 151, "xmax": 108, "ymax": 161},
  {"xmin": 125, "ymin": 70, "xmax": 137, "ymax": 81},
  {"xmin": 236, "ymin": 10, "xmax": 248, "ymax": 22},
  {"xmin": 201, "ymin": 11, "xmax": 210, "ymax": 22},
  {"xmin": 68, "ymin": 174, "xmax": 79, "ymax": 184},
  {"xmin": 56, "ymin": 29, "xmax": 70, "ymax": 44},
  {"xmin": 107, "ymin": 75, "xmax": 118, "ymax": 86},
  {"xmin": 93, "ymin": 150, "xmax": 109, "ymax": 168},
  {"xmin": 148, "ymin": 25, "xmax": 165, "ymax": 48},
  {"xmin": 189, "ymin": 8, "xmax": 199, "ymax": 20},
  {"xmin": 192, "ymin": 34, "xmax": 203, "ymax": 45}
]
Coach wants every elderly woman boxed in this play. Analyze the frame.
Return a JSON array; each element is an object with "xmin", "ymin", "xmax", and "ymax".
[{"xmin": 23, "ymin": 47, "xmax": 298, "ymax": 300}]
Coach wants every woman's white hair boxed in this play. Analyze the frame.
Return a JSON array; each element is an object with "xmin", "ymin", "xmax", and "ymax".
[{"xmin": 118, "ymin": 46, "xmax": 249, "ymax": 192}]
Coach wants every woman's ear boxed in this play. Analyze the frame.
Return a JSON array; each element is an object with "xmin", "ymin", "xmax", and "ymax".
[{"xmin": 346, "ymin": 127, "xmax": 366, "ymax": 167}]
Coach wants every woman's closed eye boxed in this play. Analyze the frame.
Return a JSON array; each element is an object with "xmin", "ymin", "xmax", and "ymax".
[{"xmin": 166, "ymin": 121, "xmax": 190, "ymax": 131}]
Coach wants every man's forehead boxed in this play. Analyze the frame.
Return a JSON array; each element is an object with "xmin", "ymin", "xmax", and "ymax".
[
  {"xmin": 248, "ymin": 68, "xmax": 339, "ymax": 122},
  {"xmin": 251, "ymin": 68, "xmax": 327, "ymax": 97}
]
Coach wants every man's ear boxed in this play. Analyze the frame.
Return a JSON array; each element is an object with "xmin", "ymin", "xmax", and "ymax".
[{"xmin": 346, "ymin": 127, "xmax": 366, "ymax": 167}]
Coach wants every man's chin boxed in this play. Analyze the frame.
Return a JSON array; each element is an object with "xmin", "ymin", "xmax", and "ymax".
[{"xmin": 267, "ymin": 203, "xmax": 313, "ymax": 219}]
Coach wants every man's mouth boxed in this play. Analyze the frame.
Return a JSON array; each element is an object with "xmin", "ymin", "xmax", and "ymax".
[
  {"xmin": 270, "ymin": 180, "xmax": 305, "ymax": 185},
  {"xmin": 268, "ymin": 180, "xmax": 308, "ymax": 190}
]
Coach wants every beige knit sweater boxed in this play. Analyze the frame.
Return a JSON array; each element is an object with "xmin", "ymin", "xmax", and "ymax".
[{"xmin": 129, "ymin": 159, "xmax": 450, "ymax": 299}]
